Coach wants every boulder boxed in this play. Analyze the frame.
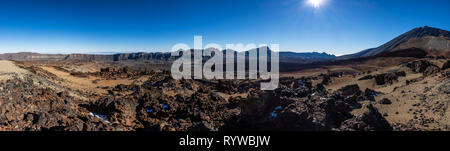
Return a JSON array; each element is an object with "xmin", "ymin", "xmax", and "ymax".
[
  {"xmin": 443, "ymin": 71, "xmax": 450, "ymax": 77},
  {"xmin": 442, "ymin": 60, "xmax": 450, "ymax": 70},
  {"xmin": 364, "ymin": 88, "xmax": 382, "ymax": 102},
  {"xmin": 424, "ymin": 65, "xmax": 440, "ymax": 76},
  {"xmin": 375, "ymin": 71, "xmax": 406, "ymax": 85},
  {"xmin": 322, "ymin": 75, "xmax": 331, "ymax": 85},
  {"xmin": 406, "ymin": 60, "xmax": 439, "ymax": 75},
  {"xmin": 339, "ymin": 104, "xmax": 392, "ymax": 131},
  {"xmin": 289, "ymin": 81, "xmax": 299, "ymax": 89},
  {"xmin": 379, "ymin": 98, "xmax": 392, "ymax": 105},
  {"xmin": 337, "ymin": 84, "xmax": 361, "ymax": 96},
  {"xmin": 358, "ymin": 75, "xmax": 374, "ymax": 81},
  {"xmin": 438, "ymin": 83, "xmax": 450, "ymax": 94}
]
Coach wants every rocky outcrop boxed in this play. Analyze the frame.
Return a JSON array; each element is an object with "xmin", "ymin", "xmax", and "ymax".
[
  {"xmin": 375, "ymin": 71, "xmax": 406, "ymax": 85},
  {"xmin": 406, "ymin": 60, "xmax": 438, "ymax": 73},
  {"xmin": 358, "ymin": 75, "xmax": 374, "ymax": 81},
  {"xmin": 438, "ymin": 82, "xmax": 450, "ymax": 94},
  {"xmin": 0, "ymin": 76, "xmax": 114, "ymax": 131},
  {"xmin": 232, "ymin": 83, "xmax": 392, "ymax": 131},
  {"xmin": 405, "ymin": 60, "xmax": 441, "ymax": 76},
  {"xmin": 423, "ymin": 65, "xmax": 440, "ymax": 76},
  {"xmin": 339, "ymin": 104, "xmax": 392, "ymax": 131},
  {"xmin": 442, "ymin": 60, "xmax": 450, "ymax": 70},
  {"xmin": 379, "ymin": 98, "xmax": 392, "ymax": 105},
  {"xmin": 364, "ymin": 88, "xmax": 382, "ymax": 102}
]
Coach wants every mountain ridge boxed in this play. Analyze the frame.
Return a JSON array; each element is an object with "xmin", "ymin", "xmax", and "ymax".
[
  {"xmin": 1, "ymin": 26, "xmax": 448, "ymax": 62},
  {"xmin": 0, "ymin": 50, "xmax": 336, "ymax": 62},
  {"xmin": 341, "ymin": 26, "xmax": 450, "ymax": 59}
]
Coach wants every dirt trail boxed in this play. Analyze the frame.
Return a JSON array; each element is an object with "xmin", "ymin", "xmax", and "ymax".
[{"xmin": 0, "ymin": 60, "xmax": 30, "ymax": 80}]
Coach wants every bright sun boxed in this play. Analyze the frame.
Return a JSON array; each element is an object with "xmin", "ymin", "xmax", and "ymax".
[{"xmin": 308, "ymin": 0, "xmax": 324, "ymax": 8}]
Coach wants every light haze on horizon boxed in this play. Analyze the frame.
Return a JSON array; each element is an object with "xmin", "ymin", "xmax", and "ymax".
[{"xmin": 0, "ymin": 0, "xmax": 449, "ymax": 56}]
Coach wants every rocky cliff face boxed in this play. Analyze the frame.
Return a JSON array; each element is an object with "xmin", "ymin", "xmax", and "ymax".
[
  {"xmin": 0, "ymin": 52, "xmax": 66, "ymax": 61},
  {"xmin": 0, "ymin": 50, "xmax": 336, "ymax": 64},
  {"xmin": 64, "ymin": 52, "xmax": 174, "ymax": 61},
  {"xmin": 0, "ymin": 52, "xmax": 174, "ymax": 62}
]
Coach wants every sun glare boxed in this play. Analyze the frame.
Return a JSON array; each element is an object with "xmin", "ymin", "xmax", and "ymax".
[{"xmin": 308, "ymin": 0, "xmax": 324, "ymax": 8}]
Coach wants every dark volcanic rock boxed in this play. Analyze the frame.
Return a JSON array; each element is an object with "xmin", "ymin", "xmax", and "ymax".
[
  {"xmin": 0, "ymin": 76, "xmax": 112, "ymax": 131},
  {"xmin": 332, "ymin": 84, "xmax": 363, "ymax": 106},
  {"xmin": 375, "ymin": 71, "xmax": 406, "ymax": 85},
  {"xmin": 438, "ymin": 82, "xmax": 450, "ymax": 94},
  {"xmin": 321, "ymin": 75, "xmax": 331, "ymax": 85},
  {"xmin": 443, "ymin": 71, "xmax": 450, "ymax": 77},
  {"xmin": 337, "ymin": 84, "xmax": 361, "ymax": 96},
  {"xmin": 379, "ymin": 98, "xmax": 392, "ymax": 105},
  {"xmin": 364, "ymin": 88, "xmax": 382, "ymax": 102},
  {"xmin": 406, "ymin": 60, "xmax": 440, "ymax": 75},
  {"xmin": 358, "ymin": 75, "xmax": 374, "ymax": 81},
  {"xmin": 443, "ymin": 60, "xmax": 450, "ymax": 70},
  {"xmin": 222, "ymin": 82, "xmax": 393, "ymax": 131},
  {"xmin": 289, "ymin": 81, "xmax": 299, "ymax": 89},
  {"xmin": 424, "ymin": 65, "xmax": 440, "ymax": 76},
  {"xmin": 0, "ymin": 66, "xmax": 394, "ymax": 131},
  {"xmin": 339, "ymin": 104, "xmax": 392, "ymax": 131},
  {"xmin": 88, "ymin": 97, "xmax": 139, "ymax": 127}
]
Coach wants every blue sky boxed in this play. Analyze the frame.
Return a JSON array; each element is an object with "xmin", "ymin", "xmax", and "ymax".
[{"xmin": 0, "ymin": 0, "xmax": 449, "ymax": 55}]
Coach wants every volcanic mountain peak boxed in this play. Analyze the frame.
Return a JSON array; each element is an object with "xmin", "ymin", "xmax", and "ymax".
[
  {"xmin": 406, "ymin": 26, "xmax": 450, "ymax": 38},
  {"xmin": 342, "ymin": 26, "xmax": 450, "ymax": 59}
]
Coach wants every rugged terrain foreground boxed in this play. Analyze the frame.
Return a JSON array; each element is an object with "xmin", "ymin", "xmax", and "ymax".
[{"xmin": 0, "ymin": 56, "xmax": 449, "ymax": 131}]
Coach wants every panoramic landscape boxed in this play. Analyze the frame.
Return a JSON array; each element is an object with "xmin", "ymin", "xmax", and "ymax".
[
  {"xmin": 0, "ymin": 26, "xmax": 449, "ymax": 131},
  {"xmin": 0, "ymin": 0, "xmax": 449, "ymax": 132}
]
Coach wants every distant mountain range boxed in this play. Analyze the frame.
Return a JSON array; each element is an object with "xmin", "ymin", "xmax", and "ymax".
[
  {"xmin": 279, "ymin": 52, "xmax": 336, "ymax": 59},
  {"xmin": 0, "ymin": 50, "xmax": 336, "ymax": 62},
  {"xmin": 0, "ymin": 26, "xmax": 448, "ymax": 62},
  {"xmin": 0, "ymin": 52, "xmax": 174, "ymax": 62}
]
